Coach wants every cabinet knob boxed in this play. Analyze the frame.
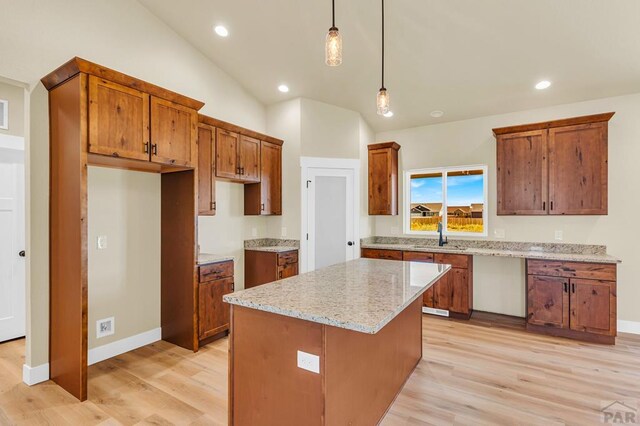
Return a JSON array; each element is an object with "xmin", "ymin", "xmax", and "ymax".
[
  {"xmin": 347, "ymin": 241, "xmax": 354, "ymax": 246},
  {"xmin": 18, "ymin": 250, "xmax": 25, "ymax": 258}
]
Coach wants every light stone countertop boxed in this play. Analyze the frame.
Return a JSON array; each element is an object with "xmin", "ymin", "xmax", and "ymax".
[
  {"xmin": 361, "ymin": 243, "xmax": 621, "ymax": 264},
  {"xmin": 223, "ymin": 258, "xmax": 450, "ymax": 334},
  {"xmin": 197, "ymin": 253, "xmax": 235, "ymax": 265},
  {"xmin": 245, "ymin": 246, "xmax": 298, "ymax": 253}
]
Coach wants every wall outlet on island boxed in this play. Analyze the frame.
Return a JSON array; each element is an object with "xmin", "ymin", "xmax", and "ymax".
[
  {"xmin": 297, "ymin": 350, "xmax": 320, "ymax": 374},
  {"xmin": 494, "ymin": 228, "xmax": 505, "ymax": 239},
  {"xmin": 555, "ymin": 230, "xmax": 563, "ymax": 241}
]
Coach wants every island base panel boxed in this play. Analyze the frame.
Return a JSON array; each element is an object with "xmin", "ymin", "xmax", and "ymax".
[{"xmin": 229, "ymin": 298, "xmax": 423, "ymax": 425}]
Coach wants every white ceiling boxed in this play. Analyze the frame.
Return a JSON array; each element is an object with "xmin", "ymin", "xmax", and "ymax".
[{"xmin": 139, "ymin": 0, "xmax": 640, "ymax": 132}]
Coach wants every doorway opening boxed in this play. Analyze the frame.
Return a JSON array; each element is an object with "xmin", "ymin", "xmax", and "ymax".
[{"xmin": 301, "ymin": 157, "xmax": 360, "ymax": 273}]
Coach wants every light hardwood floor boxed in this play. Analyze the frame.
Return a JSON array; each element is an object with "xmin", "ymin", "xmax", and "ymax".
[{"xmin": 1, "ymin": 314, "xmax": 639, "ymax": 425}]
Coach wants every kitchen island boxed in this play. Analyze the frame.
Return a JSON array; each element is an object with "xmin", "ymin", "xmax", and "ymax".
[{"xmin": 223, "ymin": 258, "xmax": 450, "ymax": 425}]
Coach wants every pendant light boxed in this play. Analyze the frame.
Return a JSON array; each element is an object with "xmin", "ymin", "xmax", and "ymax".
[
  {"xmin": 325, "ymin": 0, "xmax": 342, "ymax": 66},
  {"xmin": 376, "ymin": 0, "xmax": 390, "ymax": 115}
]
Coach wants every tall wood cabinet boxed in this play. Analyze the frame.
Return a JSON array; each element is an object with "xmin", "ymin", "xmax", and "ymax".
[
  {"xmin": 493, "ymin": 113, "xmax": 613, "ymax": 216},
  {"xmin": 368, "ymin": 142, "xmax": 400, "ymax": 215},
  {"xmin": 42, "ymin": 57, "xmax": 204, "ymax": 401}
]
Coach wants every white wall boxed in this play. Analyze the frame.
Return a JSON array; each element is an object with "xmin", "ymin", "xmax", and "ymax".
[
  {"xmin": 375, "ymin": 92, "xmax": 640, "ymax": 321},
  {"xmin": 0, "ymin": 0, "xmax": 267, "ymax": 368}
]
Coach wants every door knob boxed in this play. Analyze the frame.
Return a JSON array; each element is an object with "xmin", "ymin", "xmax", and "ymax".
[
  {"xmin": 18, "ymin": 250, "xmax": 25, "ymax": 257},
  {"xmin": 347, "ymin": 241, "xmax": 354, "ymax": 246}
]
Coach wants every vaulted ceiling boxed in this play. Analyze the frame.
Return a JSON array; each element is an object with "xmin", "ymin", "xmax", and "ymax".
[{"xmin": 139, "ymin": 0, "xmax": 640, "ymax": 131}]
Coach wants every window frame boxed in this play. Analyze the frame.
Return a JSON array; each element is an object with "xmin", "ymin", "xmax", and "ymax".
[{"xmin": 403, "ymin": 164, "xmax": 488, "ymax": 237}]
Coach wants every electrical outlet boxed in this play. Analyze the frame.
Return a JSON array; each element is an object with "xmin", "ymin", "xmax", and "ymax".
[
  {"xmin": 96, "ymin": 317, "xmax": 115, "ymax": 338},
  {"xmin": 97, "ymin": 235, "xmax": 107, "ymax": 250},
  {"xmin": 555, "ymin": 230, "xmax": 563, "ymax": 241},
  {"xmin": 281, "ymin": 227, "xmax": 287, "ymax": 237},
  {"xmin": 494, "ymin": 228, "xmax": 505, "ymax": 239},
  {"xmin": 251, "ymin": 227, "xmax": 258, "ymax": 237},
  {"xmin": 297, "ymin": 350, "xmax": 320, "ymax": 374}
]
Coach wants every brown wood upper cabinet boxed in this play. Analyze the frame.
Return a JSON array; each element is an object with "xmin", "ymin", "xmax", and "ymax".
[
  {"xmin": 197, "ymin": 124, "xmax": 216, "ymax": 215},
  {"xmin": 493, "ymin": 112, "xmax": 613, "ymax": 216},
  {"xmin": 215, "ymin": 130, "xmax": 261, "ymax": 182},
  {"xmin": 88, "ymin": 75, "xmax": 197, "ymax": 168},
  {"xmin": 245, "ymin": 140, "xmax": 282, "ymax": 215},
  {"xmin": 368, "ymin": 142, "xmax": 400, "ymax": 215}
]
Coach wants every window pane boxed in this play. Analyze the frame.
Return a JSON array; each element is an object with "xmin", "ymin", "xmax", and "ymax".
[
  {"xmin": 410, "ymin": 173, "xmax": 443, "ymax": 232},
  {"xmin": 446, "ymin": 170, "xmax": 484, "ymax": 233}
]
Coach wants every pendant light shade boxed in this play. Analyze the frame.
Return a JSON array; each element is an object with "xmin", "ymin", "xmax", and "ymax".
[
  {"xmin": 376, "ymin": 0, "xmax": 390, "ymax": 115},
  {"xmin": 325, "ymin": 27, "xmax": 342, "ymax": 66},
  {"xmin": 376, "ymin": 88, "xmax": 390, "ymax": 115},
  {"xmin": 325, "ymin": 0, "xmax": 342, "ymax": 66}
]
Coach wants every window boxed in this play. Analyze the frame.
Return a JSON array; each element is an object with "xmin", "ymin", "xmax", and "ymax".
[{"xmin": 404, "ymin": 165, "xmax": 487, "ymax": 236}]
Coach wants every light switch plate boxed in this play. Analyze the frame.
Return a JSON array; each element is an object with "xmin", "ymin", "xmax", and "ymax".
[
  {"xmin": 297, "ymin": 350, "xmax": 320, "ymax": 374},
  {"xmin": 555, "ymin": 230, "xmax": 563, "ymax": 241},
  {"xmin": 97, "ymin": 235, "xmax": 107, "ymax": 250}
]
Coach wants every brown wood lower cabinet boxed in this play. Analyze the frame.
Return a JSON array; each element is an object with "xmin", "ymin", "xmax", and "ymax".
[
  {"xmin": 245, "ymin": 249, "xmax": 299, "ymax": 289},
  {"xmin": 526, "ymin": 259, "xmax": 616, "ymax": 344},
  {"xmin": 361, "ymin": 248, "xmax": 473, "ymax": 319},
  {"xmin": 198, "ymin": 260, "xmax": 234, "ymax": 343}
]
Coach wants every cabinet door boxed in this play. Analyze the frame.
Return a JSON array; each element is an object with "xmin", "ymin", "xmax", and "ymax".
[
  {"xmin": 548, "ymin": 122, "xmax": 608, "ymax": 215},
  {"xmin": 496, "ymin": 130, "xmax": 548, "ymax": 215},
  {"xmin": 423, "ymin": 287, "xmax": 434, "ymax": 308},
  {"xmin": 198, "ymin": 277, "xmax": 233, "ymax": 340},
  {"xmin": 527, "ymin": 275, "xmax": 569, "ymax": 328},
  {"xmin": 150, "ymin": 97, "xmax": 196, "ymax": 167},
  {"xmin": 368, "ymin": 148, "xmax": 398, "ymax": 215},
  {"xmin": 216, "ymin": 128, "xmax": 240, "ymax": 179},
  {"xmin": 238, "ymin": 135, "xmax": 261, "ymax": 182},
  {"xmin": 260, "ymin": 141, "xmax": 282, "ymax": 214},
  {"xmin": 433, "ymin": 272, "xmax": 452, "ymax": 311},
  {"xmin": 278, "ymin": 263, "xmax": 298, "ymax": 280},
  {"xmin": 570, "ymin": 279, "xmax": 616, "ymax": 336},
  {"xmin": 197, "ymin": 124, "xmax": 216, "ymax": 215},
  {"xmin": 88, "ymin": 76, "xmax": 150, "ymax": 161},
  {"xmin": 449, "ymin": 268, "xmax": 470, "ymax": 315}
]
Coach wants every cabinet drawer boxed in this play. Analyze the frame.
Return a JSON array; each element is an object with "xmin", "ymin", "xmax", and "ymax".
[
  {"xmin": 403, "ymin": 251, "xmax": 434, "ymax": 263},
  {"xmin": 361, "ymin": 248, "xmax": 403, "ymax": 261},
  {"xmin": 199, "ymin": 260, "xmax": 234, "ymax": 282},
  {"xmin": 278, "ymin": 263, "xmax": 299, "ymax": 280},
  {"xmin": 527, "ymin": 259, "xmax": 616, "ymax": 281},
  {"xmin": 434, "ymin": 253, "xmax": 471, "ymax": 269},
  {"xmin": 277, "ymin": 250, "xmax": 298, "ymax": 266}
]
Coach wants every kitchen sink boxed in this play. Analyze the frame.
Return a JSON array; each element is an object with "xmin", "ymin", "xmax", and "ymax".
[{"xmin": 412, "ymin": 245, "xmax": 468, "ymax": 252}]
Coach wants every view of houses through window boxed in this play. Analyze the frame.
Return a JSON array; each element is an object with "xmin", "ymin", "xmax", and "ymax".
[{"xmin": 406, "ymin": 166, "xmax": 487, "ymax": 235}]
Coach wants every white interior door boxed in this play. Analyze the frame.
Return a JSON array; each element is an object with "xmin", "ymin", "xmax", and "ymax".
[
  {"xmin": 307, "ymin": 167, "xmax": 356, "ymax": 271},
  {"xmin": 0, "ymin": 147, "xmax": 26, "ymax": 342}
]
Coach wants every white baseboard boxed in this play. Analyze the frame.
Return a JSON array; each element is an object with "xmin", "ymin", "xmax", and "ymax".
[
  {"xmin": 618, "ymin": 320, "xmax": 640, "ymax": 335},
  {"xmin": 88, "ymin": 327, "xmax": 161, "ymax": 366},
  {"xmin": 22, "ymin": 363, "xmax": 49, "ymax": 386}
]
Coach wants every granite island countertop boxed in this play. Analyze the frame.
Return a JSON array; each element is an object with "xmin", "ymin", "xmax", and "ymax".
[
  {"xmin": 361, "ymin": 237, "xmax": 621, "ymax": 264},
  {"xmin": 224, "ymin": 258, "xmax": 450, "ymax": 334}
]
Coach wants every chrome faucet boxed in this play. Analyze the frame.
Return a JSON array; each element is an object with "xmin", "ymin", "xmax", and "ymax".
[{"xmin": 437, "ymin": 222, "xmax": 448, "ymax": 247}]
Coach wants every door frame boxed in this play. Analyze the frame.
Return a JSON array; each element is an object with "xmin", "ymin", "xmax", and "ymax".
[{"xmin": 300, "ymin": 157, "xmax": 360, "ymax": 273}]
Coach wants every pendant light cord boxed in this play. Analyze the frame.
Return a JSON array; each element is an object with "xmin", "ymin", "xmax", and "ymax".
[
  {"xmin": 381, "ymin": 0, "xmax": 385, "ymax": 89},
  {"xmin": 332, "ymin": 0, "xmax": 336, "ymax": 28}
]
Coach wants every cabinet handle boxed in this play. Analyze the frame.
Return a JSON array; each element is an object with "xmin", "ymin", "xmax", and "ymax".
[
  {"xmin": 543, "ymin": 201, "xmax": 546, "ymax": 211},
  {"xmin": 151, "ymin": 143, "xmax": 157, "ymax": 155},
  {"xmin": 563, "ymin": 282, "xmax": 568, "ymax": 293},
  {"xmin": 572, "ymin": 283, "xmax": 575, "ymax": 293},
  {"xmin": 261, "ymin": 203, "xmax": 265, "ymax": 211},
  {"xmin": 211, "ymin": 201, "xmax": 216, "ymax": 210},
  {"xmin": 241, "ymin": 167, "xmax": 245, "ymax": 175},
  {"xmin": 279, "ymin": 271, "xmax": 283, "ymax": 279},
  {"xmin": 144, "ymin": 142, "xmax": 150, "ymax": 153},
  {"xmin": 550, "ymin": 201, "xmax": 554, "ymax": 211}
]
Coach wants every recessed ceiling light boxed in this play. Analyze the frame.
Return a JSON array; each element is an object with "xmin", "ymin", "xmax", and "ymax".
[
  {"xmin": 430, "ymin": 110, "xmax": 444, "ymax": 118},
  {"xmin": 214, "ymin": 25, "xmax": 229, "ymax": 37},
  {"xmin": 535, "ymin": 80, "xmax": 551, "ymax": 90},
  {"xmin": 383, "ymin": 111, "xmax": 394, "ymax": 118},
  {"xmin": 278, "ymin": 84, "xmax": 289, "ymax": 93}
]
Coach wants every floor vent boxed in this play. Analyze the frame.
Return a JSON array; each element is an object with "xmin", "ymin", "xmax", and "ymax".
[{"xmin": 422, "ymin": 307, "xmax": 450, "ymax": 317}]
